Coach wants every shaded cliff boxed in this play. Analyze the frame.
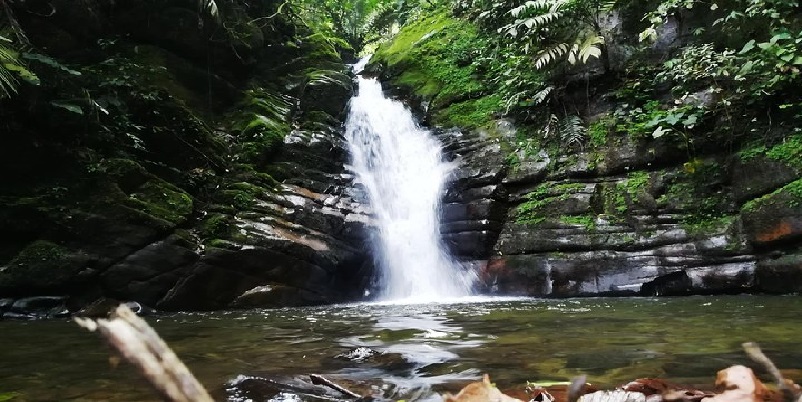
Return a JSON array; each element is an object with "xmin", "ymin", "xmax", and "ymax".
[
  {"xmin": 0, "ymin": 0, "xmax": 374, "ymax": 316},
  {"xmin": 369, "ymin": 3, "xmax": 802, "ymax": 297}
]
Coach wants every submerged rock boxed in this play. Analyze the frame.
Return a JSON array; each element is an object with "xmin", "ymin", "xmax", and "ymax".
[{"xmin": 2, "ymin": 296, "xmax": 69, "ymax": 320}]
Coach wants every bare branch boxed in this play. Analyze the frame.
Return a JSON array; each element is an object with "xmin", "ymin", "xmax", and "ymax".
[{"xmin": 75, "ymin": 305, "xmax": 214, "ymax": 402}]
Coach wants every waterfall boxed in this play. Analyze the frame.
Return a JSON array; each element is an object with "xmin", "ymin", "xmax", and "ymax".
[{"xmin": 345, "ymin": 75, "xmax": 476, "ymax": 301}]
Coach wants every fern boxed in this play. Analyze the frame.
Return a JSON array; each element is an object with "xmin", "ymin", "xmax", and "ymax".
[
  {"xmin": 544, "ymin": 113, "xmax": 560, "ymax": 138},
  {"xmin": 559, "ymin": 115, "xmax": 587, "ymax": 149},
  {"xmin": 535, "ymin": 43, "xmax": 571, "ymax": 69},
  {"xmin": 532, "ymin": 85, "xmax": 554, "ymax": 105},
  {"xmin": 198, "ymin": 0, "xmax": 220, "ymax": 22},
  {"xmin": 0, "ymin": 43, "xmax": 19, "ymax": 98},
  {"xmin": 0, "ymin": 39, "xmax": 39, "ymax": 98},
  {"xmin": 534, "ymin": 33, "xmax": 605, "ymax": 69}
]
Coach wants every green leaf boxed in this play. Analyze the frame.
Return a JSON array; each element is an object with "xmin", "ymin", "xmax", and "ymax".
[
  {"xmin": 664, "ymin": 112, "xmax": 682, "ymax": 125},
  {"xmin": 739, "ymin": 39, "xmax": 755, "ymax": 54},
  {"xmin": 50, "ymin": 101, "xmax": 84, "ymax": 115},
  {"xmin": 0, "ymin": 392, "xmax": 21, "ymax": 402},
  {"xmin": 22, "ymin": 53, "xmax": 82, "ymax": 76},
  {"xmin": 3, "ymin": 62, "xmax": 40, "ymax": 85},
  {"xmin": 770, "ymin": 32, "xmax": 792, "ymax": 44},
  {"xmin": 652, "ymin": 126, "xmax": 670, "ymax": 138},
  {"xmin": 739, "ymin": 60, "xmax": 754, "ymax": 74}
]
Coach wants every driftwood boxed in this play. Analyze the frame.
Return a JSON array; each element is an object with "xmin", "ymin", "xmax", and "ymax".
[
  {"xmin": 309, "ymin": 374, "xmax": 363, "ymax": 398},
  {"xmin": 74, "ymin": 305, "xmax": 214, "ymax": 402},
  {"xmin": 742, "ymin": 342, "xmax": 800, "ymax": 402}
]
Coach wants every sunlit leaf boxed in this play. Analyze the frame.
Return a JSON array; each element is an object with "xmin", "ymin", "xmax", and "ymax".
[{"xmin": 50, "ymin": 101, "xmax": 84, "ymax": 115}]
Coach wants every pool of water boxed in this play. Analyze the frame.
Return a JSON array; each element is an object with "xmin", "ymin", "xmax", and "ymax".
[{"xmin": 2, "ymin": 295, "xmax": 801, "ymax": 401}]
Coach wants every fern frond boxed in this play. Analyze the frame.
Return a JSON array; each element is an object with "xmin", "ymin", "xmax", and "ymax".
[
  {"xmin": 519, "ymin": 10, "xmax": 564, "ymax": 30},
  {"xmin": 574, "ymin": 34, "xmax": 605, "ymax": 64},
  {"xmin": 559, "ymin": 115, "xmax": 587, "ymax": 149},
  {"xmin": 599, "ymin": 0, "xmax": 618, "ymax": 12},
  {"xmin": 534, "ymin": 43, "xmax": 570, "ymax": 69},
  {"xmin": 544, "ymin": 113, "xmax": 560, "ymax": 138},
  {"xmin": 0, "ymin": 44, "xmax": 20, "ymax": 98},
  {"xmin": 511, "ymin": 0, "xmax": 568, "ymax": 17},
  {"xmin": 198, "ymin": 0, "xmax": 220, "ymax": 22},
  {"xmin": 532, "ymin": 85, "xmax": 554, "ymax": 106}
]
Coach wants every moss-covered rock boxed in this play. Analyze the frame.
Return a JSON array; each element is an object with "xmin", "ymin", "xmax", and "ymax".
[
  {"xmin": 371, "ymin": 11, "xmax": 502, "ymax": 128},
  {"xmin": 126, "ymin": 179, "xmax": 194, "ymax": 225},
  {"xmin": 741, "ymin": 179, "xmax": 802, "ymax": 247},
  {"xmin": 0, "ymin": 240, "xmax": 89, "ymax": 295}
]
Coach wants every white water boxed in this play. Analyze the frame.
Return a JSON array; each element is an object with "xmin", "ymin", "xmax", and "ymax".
[{"xmin": 345, "ymin": 75, "xmax": 476, "ymax": 302}]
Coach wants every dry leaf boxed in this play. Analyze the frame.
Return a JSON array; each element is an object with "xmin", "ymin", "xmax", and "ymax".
[{"xmin": 443, "ymin": 374, "xmax": 525, "ymax": 402}]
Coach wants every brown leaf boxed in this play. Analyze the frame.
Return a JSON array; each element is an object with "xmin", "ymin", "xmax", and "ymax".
[
  {"xmin": 702, "ymin": 366, "xmax": 772, "ymax": 402},
  {"xmin": 443, "ymin": 374, "xmax": 526, "ymax": 402}
]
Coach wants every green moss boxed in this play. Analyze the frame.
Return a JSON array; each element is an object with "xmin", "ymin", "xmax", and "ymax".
[
  {"xmin": 199, "ymin": 213, "xmax": 234, "ymax": 239},
  {"xmin": 218, "ymin": 189, "xmax": 256, "ymax": 210},
  {"xmin": 0, "ymin": 392, "xmax": 21, "ymax": 401},
  {"xmin": 205, "ymin": 238, "xmax": 241, "ymax": 250},
  {"xmin": 374, "ymin": 13, "xmax": 453, "ymax": 66},
  {"xmin": 559, "ymin": 215, "xmax": 598, "ymax": 230},
  {"xmin": 516, "ymin": 183, "xmax": 586, "ymax": 224},
  {"xmin": 10, "ymin": 240, "xmax": 68, "ymax": 267},
  {"xmin": 300, "ymin": 32, "xmax": 346, "ymax": 65},
  {"xmin": 588, "ymin": 118, "xmax": 612, "ymax": 148},
  {"xmin": 605, "ymin": 171, "xmax": 650, "ymax": 215},
  {"xmin": 743, "ymin": 178, "xmax": 802, "ymax": 212},
  {"xmin": 682, "ymin": 215, "xmax": 736, "ymax": 237},
  {"xmin": 373, "ymin": 12, "xmax": 496, "ymax": 124},
  {"xmin": 230, "ymin": 88, "xmax": 291, "ymax": 164},
  {"xmin": 0, "ymin": 240, "xmax": 84, "ymax": 290},
  {"xmin": 740, "ymin": 134, "xmax": 802, "ymax": 170},
  {"xmin": 765, "ymin": 136, "xmax": 802, "ymax": 165},
  {"xmin": 127, "ymin": 179, "xmax": 193, "ymax": 224},
  {"xmin": 434, "ymin": 95, "xmax": 503, "ymax": 129}
]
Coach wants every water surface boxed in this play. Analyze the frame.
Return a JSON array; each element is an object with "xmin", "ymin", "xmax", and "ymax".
[{"xmin": 2, "ymin": 296, "xmax": 801, "ymax": 401}]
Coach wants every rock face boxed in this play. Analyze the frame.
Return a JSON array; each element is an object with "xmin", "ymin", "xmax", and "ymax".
[
  {"xmin": 436, "ymin": 122, "xmax": 801, "ymax": 297},
  {"xmin": 0, "ymin": 0, "xmax": 373, "ymax": 314},
  {"xmin": 360, "ymin": 0, "xmax": 801, "ymax": 298}
]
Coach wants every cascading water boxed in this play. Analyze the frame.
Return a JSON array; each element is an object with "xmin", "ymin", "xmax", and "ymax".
[{"xmin": 345, "ymin": 73, "xmax": 475, "ymax": 302}]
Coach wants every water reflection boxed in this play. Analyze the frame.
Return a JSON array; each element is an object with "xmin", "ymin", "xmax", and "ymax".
[{"xmin": 2, "ymin": 296, "xmax": 802, "ymax": 401}]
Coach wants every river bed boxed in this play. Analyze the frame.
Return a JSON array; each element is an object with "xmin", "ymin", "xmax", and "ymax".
[{"xmin": 2, "ymin": 295, "xmax": 801, "ymax": 401}]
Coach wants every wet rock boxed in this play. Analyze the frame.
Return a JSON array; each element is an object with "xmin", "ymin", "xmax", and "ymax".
[
  {"xmin": 0, "ymin": 240, "xmax": 92, "ymax": 296},
  {"xmin": 640, "ymin": 271, "xmax": 692, "ymax": 296},
  {"xmin": 0, "ymin": 297, "xmax": 12, "ymax": 310},
  {"xmin": 754, "ymin": 253, "xmax": 802, "ymax": 293},
  {"xmin": 483, "ymin": 251, "xmax": 756, "ymax": 297},
  {"xmin": 76, "ymin": 298, "xmax": 157, "ymax": 317},
  {"xmin": 3, "ymin": 296, "xmax": 69, "ymax": 320},
  {"xmin": 75, "ymin": 297, "xmax": 122, "ymax": 317},
  {"xmin": 731, "ymin": 157, "xmax": 799, "ymax": 204},
  {"xmin": 225, "ymin": 374, "xmax": 351, "ymax": 402},
  {"xmin": 299, "ymin": 70, "xmax": 354, "ymax": 118},
  {"xmin": 100, "ymin": 234, "xmax": 199, "ymax": 306},
  {"xmin": 336, "ymin": 347, "xmax": 379, "ymax": 362},
  {"xmin": 230, "ymin": 284, "xmax": 327, "ymax": 308},
  {"xmin": 741, "ymin": 182, "xmax": 802, "ymax": 247}
]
